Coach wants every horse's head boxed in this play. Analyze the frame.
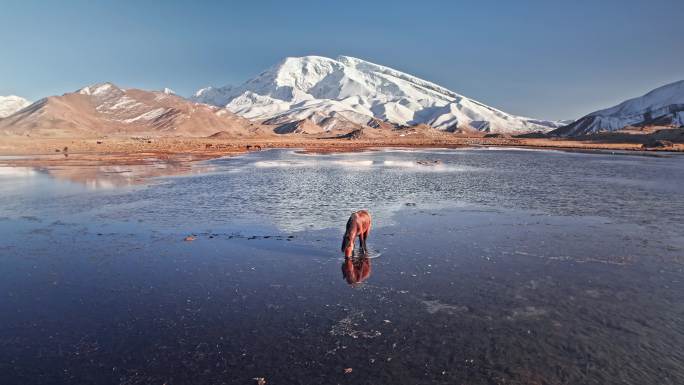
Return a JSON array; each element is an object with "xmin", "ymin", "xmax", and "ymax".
[{"xmin": 341, "ymin": 234, "xmax": 354, "ymax": 257}]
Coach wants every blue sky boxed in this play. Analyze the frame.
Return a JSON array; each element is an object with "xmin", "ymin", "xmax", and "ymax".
[{"xmin": 1, "ymin": 0, "xmax": 682, "ymax": 120}]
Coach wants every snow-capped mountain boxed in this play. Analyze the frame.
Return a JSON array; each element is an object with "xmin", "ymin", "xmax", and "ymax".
[
  {"xmin": 0, "ymin": 95, "xmax": 31, "ymax": 118},
  {"xmin": 553, "ymin": 80, "xmax": 684, "ymax": 136},
  {"xmin": 193, "ymin": 55, "xmax": 561, "ymax": 134},
  {"xmin": 0, "ymin": 82, "xmax": 262, "ymax": 137}
]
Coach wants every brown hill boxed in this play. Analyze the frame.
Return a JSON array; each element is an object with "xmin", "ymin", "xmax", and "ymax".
[
  {"xmin": 393, "ymin": 123, "xmax": 449, "ymax": 139},
  {"xmin": 336, "ymin": 127, "xmax": 395, "ymax": 140},
  {"xmin": 366, "ymin": 117, "xmax": 396, "ymax": 130},
  {"xmin": 0, "ymin": 83, "xmax": 263, "ymax": 138},
  {"xmin": 274, "ymin": 118, "xmax": 325, "ymax": 134}
]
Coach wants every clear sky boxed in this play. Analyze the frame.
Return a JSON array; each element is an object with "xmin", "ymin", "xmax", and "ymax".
[{"xmin": 1, "ymin": 0, "xmax": 682, "ymax": 120}]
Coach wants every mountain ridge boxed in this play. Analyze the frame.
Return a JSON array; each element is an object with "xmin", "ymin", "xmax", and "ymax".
[
  {"xmin": 193, "ymin": 55, "xmax": 563, "ymax": 134},
  {"xmin": 0, "ymin": 82, "xmax": 263, "ymax": 137},
  {"xmin": 553, "ymin": 80, "xmax": 684, "ymax": 136}
]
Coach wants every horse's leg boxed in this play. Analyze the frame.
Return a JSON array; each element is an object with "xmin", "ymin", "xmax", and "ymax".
[
  {"xmin": 362, "ymin": 230, "xmax": 369, "ymax": 253},
  {"xmin": 358, "ymin": 234, "xmax": 363, "ymax": 254},
  {"xmin": 360, "ymin": 232, "xmax": 367, "ymax": 254}
]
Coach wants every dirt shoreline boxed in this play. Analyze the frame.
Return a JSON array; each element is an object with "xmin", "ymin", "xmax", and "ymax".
[{"xmin": 0, "ymin": 136, "xmax": 682, "ymax": 169}]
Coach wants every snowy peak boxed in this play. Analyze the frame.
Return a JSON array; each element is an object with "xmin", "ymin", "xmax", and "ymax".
[
  {"xmin": 554, "ymin": 80, "xmax": 684, "ymax": 136},
  {"xmin": 270, "ymin": 56, "xmax": 340, "ymax": 94},
  {"xmin": 77, "ymin": 82, "xmax": 121, "ymax": 96},
  {"xmin": 597, "ymin": 80, "xmax": 684, "ymax": 117},
  {"xmin": 193, "ymin": 55, "xmax": 560, "ymax": 133},
  {"xmin": 256, "ymin": 55, "xmax": 457, "ymax": 102},
  {"xmin": 336, "ymin": 55, "xmax": 458, "ymax": 100},
  {"xmin": 0, "ymin": 95, "xmax": 31, "ymax": 118}
]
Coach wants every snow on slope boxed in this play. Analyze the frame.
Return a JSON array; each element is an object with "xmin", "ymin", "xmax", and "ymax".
[
  {"xmin": 554, "ymin": 80, "xmax": 684, "ymax": 136},
  {"xmin": 193, "ymin": 55, "xmax": 561, "ymax": 133},
  {"xmin": 0, "ymin": 95, "xmax": 31, "ymax": 118}
]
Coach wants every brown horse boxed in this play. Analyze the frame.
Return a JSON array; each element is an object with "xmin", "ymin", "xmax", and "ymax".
[{"xmin": 341, "ymin": 210, "xmax": 372, "ymax": 257}]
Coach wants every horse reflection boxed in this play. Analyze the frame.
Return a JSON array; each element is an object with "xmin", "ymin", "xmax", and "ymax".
[{"xmin": 341, "ymin": 255, "xmax": 372, "ymax": 286}]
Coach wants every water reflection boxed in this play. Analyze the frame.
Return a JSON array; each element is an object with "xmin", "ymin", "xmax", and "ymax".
[
  {"xmin": 0, "ymin": 166, "xmax": 38, "ymax": 177},
  {"xmin": 0, "ymin": 161, "xmax": 215, "ymax": 189},
  {"xmin": 341, "ymin": 255, "xmax": 372, "ymax": 287}
]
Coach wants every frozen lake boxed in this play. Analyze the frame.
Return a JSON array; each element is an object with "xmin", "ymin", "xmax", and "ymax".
[{"xmin": 1, "ymin": 148, "xmax": 683, "ymax": 384}]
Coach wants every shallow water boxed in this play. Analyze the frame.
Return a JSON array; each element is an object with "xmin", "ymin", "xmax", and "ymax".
[{"xmin": 1, "ymin": 148, "xmax": 683, "ymax": 384}]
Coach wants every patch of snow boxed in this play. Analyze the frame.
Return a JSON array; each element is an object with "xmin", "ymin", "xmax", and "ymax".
[
  {"xmin": 92, "ymin": 83, "xmax": 114, "ymax": 95},
  {"xmin": 79, "ymin": 82, "xmax": 114, "ymax": 95},
  {"xmin": 123, "ymin": 107, "xmax": 167, "ymax": 123},
  {"xmin": 97, "ymin": 96, "xmax": 143, "ymax": 112}
]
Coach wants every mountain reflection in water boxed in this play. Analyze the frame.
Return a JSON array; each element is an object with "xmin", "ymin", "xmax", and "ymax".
[{"xmin": 0, "ymin": 154, "xmax": 215, "ymax": 189}]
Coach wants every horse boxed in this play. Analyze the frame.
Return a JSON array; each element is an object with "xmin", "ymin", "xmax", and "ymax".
[{"xmin": 341, "ymin": 210, "xmax": 372, "ymax": 258}]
